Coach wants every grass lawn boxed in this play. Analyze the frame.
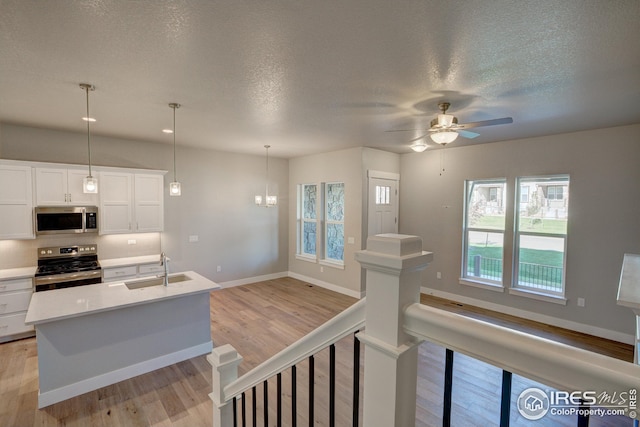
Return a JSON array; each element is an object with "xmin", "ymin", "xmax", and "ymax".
[{"xmin": 473, "ymin": 215, "xmax": 567, "ymax": 234}]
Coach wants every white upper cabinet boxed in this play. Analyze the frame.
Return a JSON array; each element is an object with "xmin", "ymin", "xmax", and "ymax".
[
  {"xmin": 35, "ymin": 167, "xmax": 98, "ymax": 206},
  {"xmin": 99, "ymin": 171, "xmax": 133, "ymax": 234},
  {"xmin": 0, "ymin": 164, "xmax": 34, "ymax": 239},
  {"xmin": 100, "ymin": 171, "xmax": 164, "ymax": 234},
  {"xmin": 134, "ymin": 174, "xmax": 164, "ymax": 233}
]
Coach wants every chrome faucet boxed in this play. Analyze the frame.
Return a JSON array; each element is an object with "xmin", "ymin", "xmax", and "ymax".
[{"xmin": 160, "ymin": 252, "xmax": 170, "ymax": 286}]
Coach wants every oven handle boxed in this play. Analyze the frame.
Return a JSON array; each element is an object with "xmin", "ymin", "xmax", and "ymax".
[{"xmin": 34, "ymin": 270, "xmax": 102, "ymax": 285}]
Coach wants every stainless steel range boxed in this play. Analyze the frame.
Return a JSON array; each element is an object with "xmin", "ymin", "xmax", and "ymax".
[{"xmin": 34, "ymin": 244, "xmax": 102, "ymax": 292}]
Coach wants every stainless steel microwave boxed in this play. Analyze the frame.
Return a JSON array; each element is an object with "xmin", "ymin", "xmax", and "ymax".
[{"xmin": 35, "ymin": 206, "xmax": 98, "ymax": 235}]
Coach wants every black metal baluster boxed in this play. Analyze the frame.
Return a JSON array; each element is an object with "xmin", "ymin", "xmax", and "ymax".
[
  {"xmin": 233, "ymin": 396, "xmax": 238, "ymax": 427},
  {"xmin": 252, "ymin": 386, "xmax": 257, "ymax": 427},
  {"xmin": 577, "ymin": 399, "xmax": 589, "ymax": 427},
  {"xmin": 443, "ymin": 349, "xmax": 454, "ymax": 427},
  {"xmin": 309, "ymin": 355, "xmax": 315, "ymax": 425},
  {"xmin": 292, "ymin": 365, "xmax": 297, "ymax": 427},
  {"xmin": 277, "ymin": 372, "xmax": 282, "ymax": 427},
  {"xmin": 263, "ymin": 380, "xmax": 269, "ymax": 427},
  {"xmin": 330, "ymin": 344, "xmax": 336, "ymax": 427},
  {"xmin": 241, "ymin": 392, "xmax": 247, "ymax": 427},
  {"xmin": 500, "ymin": 370, "xmax": 512, "ymax": 427},
  {"xmin": 352, "ymin": 331, "xmax": 361, "ymax": 427}
]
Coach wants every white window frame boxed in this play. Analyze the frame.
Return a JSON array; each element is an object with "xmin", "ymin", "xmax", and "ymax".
[
  {"xmin": 296, "ymin": 183, "xmax": 318, "ymax": 261},
  {"xmin": 460, "ymin": 178, "xmax": 507, "ymax": 289},
  {"xmin": 512, "ymin": 175, "xmax": 569, "ymax": 298},
  {"xmin": 321, "ymin": 182, "xmax": 345, "ymax": 267}
]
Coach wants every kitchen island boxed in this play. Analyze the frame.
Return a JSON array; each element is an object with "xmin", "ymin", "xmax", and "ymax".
[{"xmin": 25, "ymin": 271, "xmax": 219, "ymax": 408}]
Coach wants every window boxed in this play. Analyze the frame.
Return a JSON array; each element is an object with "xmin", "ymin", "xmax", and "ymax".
[
  {"xmin": 324, "ymin": 182, "xmax": 345, "ymax": 262},
  {"xmin": 462, "ymin": 179, "xmax": 507, "ymax": 286},
  {"xmin": 547, "ymin": 185, "xmax": 564, "ymax": 200},
  {"xmin": 298, "ymin": 184, "xmax": 317, "ymax": 258},
  {"xmin": 514, "ymin": 176, "xmax": 569, "ymax": 295},
  {"xmin": 375, "ymin": 185, "xmax": 390, "ymax": 205},
  {"xmin": 520, "ymin": 186, "xmax": 529, "ymax": 203}
]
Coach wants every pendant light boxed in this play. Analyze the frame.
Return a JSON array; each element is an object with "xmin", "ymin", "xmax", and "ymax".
[
  {"xmin": 80, "ymin": 83, "xmax": 98, "ymax": 193},
  {"xmin": 168, "ymin": 103, "xmax": 181, "ymax": 196},
  {"xmin": 255, "ymin": 145, "xmax": 277, "ymax": 207}
]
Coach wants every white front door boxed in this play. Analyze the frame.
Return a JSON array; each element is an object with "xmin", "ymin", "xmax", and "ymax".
[{"xmin": 368, "ymin": 172, "xmax": 399, "ymax": 237}]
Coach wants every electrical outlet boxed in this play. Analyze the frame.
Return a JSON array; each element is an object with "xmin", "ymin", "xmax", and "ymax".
[
  {"xmin": 320, "ymin": 266, "xmax": 324, "ymax": 273},
  {"xmin": 437, "ymin": 272, "xmax": 442, "ymax": 279},
  {"xmin": 189, "ymin": 235, "xmax": 199, "ymax": 242},
  {"xmin": 127, "ymin": 239, "xmax": 136, "ymax": 245},
  {"xmin": 216, "ymin": 266, "xmax": 221, "ymax": 272},
  {"xmin": 347, "ymin": 237, "xmax": 355, "ymax": 244},
  {"xmin": 577, "ymin": 297, "xmax": 585, "ymax": 307}
]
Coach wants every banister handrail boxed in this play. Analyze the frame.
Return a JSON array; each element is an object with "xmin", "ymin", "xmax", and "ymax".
[
  {"xmin": 222, "ymin": 297, "xmax": 366, "ymax": 401},
  {"xmin": 404, "ymin": 302, "xmax": 640, "ymax": 412}
]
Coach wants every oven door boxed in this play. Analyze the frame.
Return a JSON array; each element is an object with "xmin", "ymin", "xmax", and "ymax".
[{"xmin": 34, "ymin": 270, "xmax": 102, "ymax": 292}]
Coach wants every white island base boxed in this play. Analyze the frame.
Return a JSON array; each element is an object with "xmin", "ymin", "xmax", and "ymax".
[{"xmin": 25, "ymin": 271, "xmax": 218, "ymax": 408}]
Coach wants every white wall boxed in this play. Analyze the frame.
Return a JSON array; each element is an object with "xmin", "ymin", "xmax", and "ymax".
[
  {"xmin": 0, "ymin": 123, "xmax": 289, "ymax": 282},
  {"xmin": 288, "ymin": 148, "xmax": 364, "ymax": 294},
  {"xmin": 288, "ymin": 147, "xmax": 400, "ymax": 296},
  {"xmin": 399, "ymin": 124, "xmax": 640, "ymax": 338}
]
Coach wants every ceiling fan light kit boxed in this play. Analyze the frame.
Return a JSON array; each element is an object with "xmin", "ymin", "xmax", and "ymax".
[
  {"xmin": 388, "ymin": 101, "xmax": 513, "ymax": 151},
  {"xmin": 410, "ymin": 141, "xmax": 428, "ymax": 152},
  {"xmin": 430, "ymin": 129, "xmax": 459, "ymax": 145}
]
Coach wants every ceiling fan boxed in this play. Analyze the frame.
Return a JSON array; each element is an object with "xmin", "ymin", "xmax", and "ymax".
[{"xmin": 388, "ymin": 102, "xmax": 513, "ymax": 151}]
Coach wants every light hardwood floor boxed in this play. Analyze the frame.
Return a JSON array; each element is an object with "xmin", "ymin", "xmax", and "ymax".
[{"xmin": 0, "ymin": 277, "xmax": 634, "ymax": 426}]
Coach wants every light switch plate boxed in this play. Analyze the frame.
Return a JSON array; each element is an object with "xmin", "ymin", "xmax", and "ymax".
[{"xmin": 189, "ymin": 235, "xmax": 199, "ymax": 242}]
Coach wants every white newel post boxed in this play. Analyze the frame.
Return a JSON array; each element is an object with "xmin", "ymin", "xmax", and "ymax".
[
  {"xmin": 355, "ymin": 234, "xmax": 433, "ymax": 427},
  {"xmin": 208, "ymin": 344, "xmax": 243, "ymax": 427}
]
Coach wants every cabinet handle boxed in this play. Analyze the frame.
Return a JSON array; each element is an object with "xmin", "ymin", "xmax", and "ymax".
[
  {"xmin": 0, "ymin": 325, "xmax": 7, "ymax": 329},
  {"xmin": 68, "ymin": 193, "xmax": 71, "ymax": 203},
  {"xmin": 0, "ymin": 285, "xmax": 6, "ymax": 290}
]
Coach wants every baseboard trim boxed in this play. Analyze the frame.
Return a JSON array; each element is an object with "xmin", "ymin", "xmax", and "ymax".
[
  {"xmin": 38, "ymin": 341, "xmax": 213, "ymax": 408},
  {"xmin": 218, "ymin": 272, "xmax": 289, "ymax": 288},
  {"xmin": 421, "ymin": 287, "xmax": 634, "ymax": 345},
  {"xmin": 287, "ymin": 272, "xmax": 364, "ymax": 299}
]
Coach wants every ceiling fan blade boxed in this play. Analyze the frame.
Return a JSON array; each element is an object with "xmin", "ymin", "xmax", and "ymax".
[
  {"xmin": 458, "ymin": 130, "xmax": 480, "ymax": 139},
  {"xmin": 408, "ymin": 134, "xmax": 429, "ymax": 143},
  {"xmin": 457, "ymin": 117, "xmax": 513, "ymax": 129},
  {"xmin": 385, "ymin": 128, "xmax": 425, "ymax": 133}
]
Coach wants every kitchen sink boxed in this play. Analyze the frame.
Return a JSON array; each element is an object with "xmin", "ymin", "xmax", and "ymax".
[{"xmin": 125, "ymin": 273, "xmax": 192, "ymax": 290}]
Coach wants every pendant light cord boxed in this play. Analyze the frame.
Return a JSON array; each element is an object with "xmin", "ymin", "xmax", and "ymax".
[
  {"xmin": 85, "ymin": 85, "xmax": 92, "ymax": 177},
  {"xmin": 265, "ymin": 145, "xmax": 270, "ymax": 196},
  {"xmin": 173, "ymin": 105, "xmax": 177, "ymax": 182}
]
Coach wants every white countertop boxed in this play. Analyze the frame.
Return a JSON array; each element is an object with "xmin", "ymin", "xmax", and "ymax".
[
  {"xmin": 0, "ymin": 266, "xmax": 36, "ymax": 281},
  {"xmin": 99, "ymin": 254, "xmax": 161, "ymax": 269},
  {"xmin": 25, "ymin": 270, "xmax": 219, "ymax": 325},
  {"xmin": 617, "ymin": 254, "xmax": 640, "ymax": 311}
]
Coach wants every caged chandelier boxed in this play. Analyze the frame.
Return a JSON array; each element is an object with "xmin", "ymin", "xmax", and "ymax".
[{"xmin": 255, "ymin": 145, "xmax": 277, "ymax": 207}]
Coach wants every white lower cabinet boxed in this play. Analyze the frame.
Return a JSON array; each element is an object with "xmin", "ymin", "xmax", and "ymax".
[
  {"xmin": 138, "ymin": 263, "xmax": 164, "ymax": 277},
  {"xmin": 102, "ymin": 266, "xmax": 137, "ymax": 283},
  {"xmin": 0, "ymin": 278, "xmax": 35, "ymax": 342},
  {"xmin": 102, "ymin": 263, "xmax": 164, "ymax": 283}
]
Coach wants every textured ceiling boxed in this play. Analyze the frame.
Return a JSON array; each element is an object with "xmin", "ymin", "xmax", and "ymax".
[{"xmin": 1, "ymin": 1, "xmax": 639, "ymax": 158}]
